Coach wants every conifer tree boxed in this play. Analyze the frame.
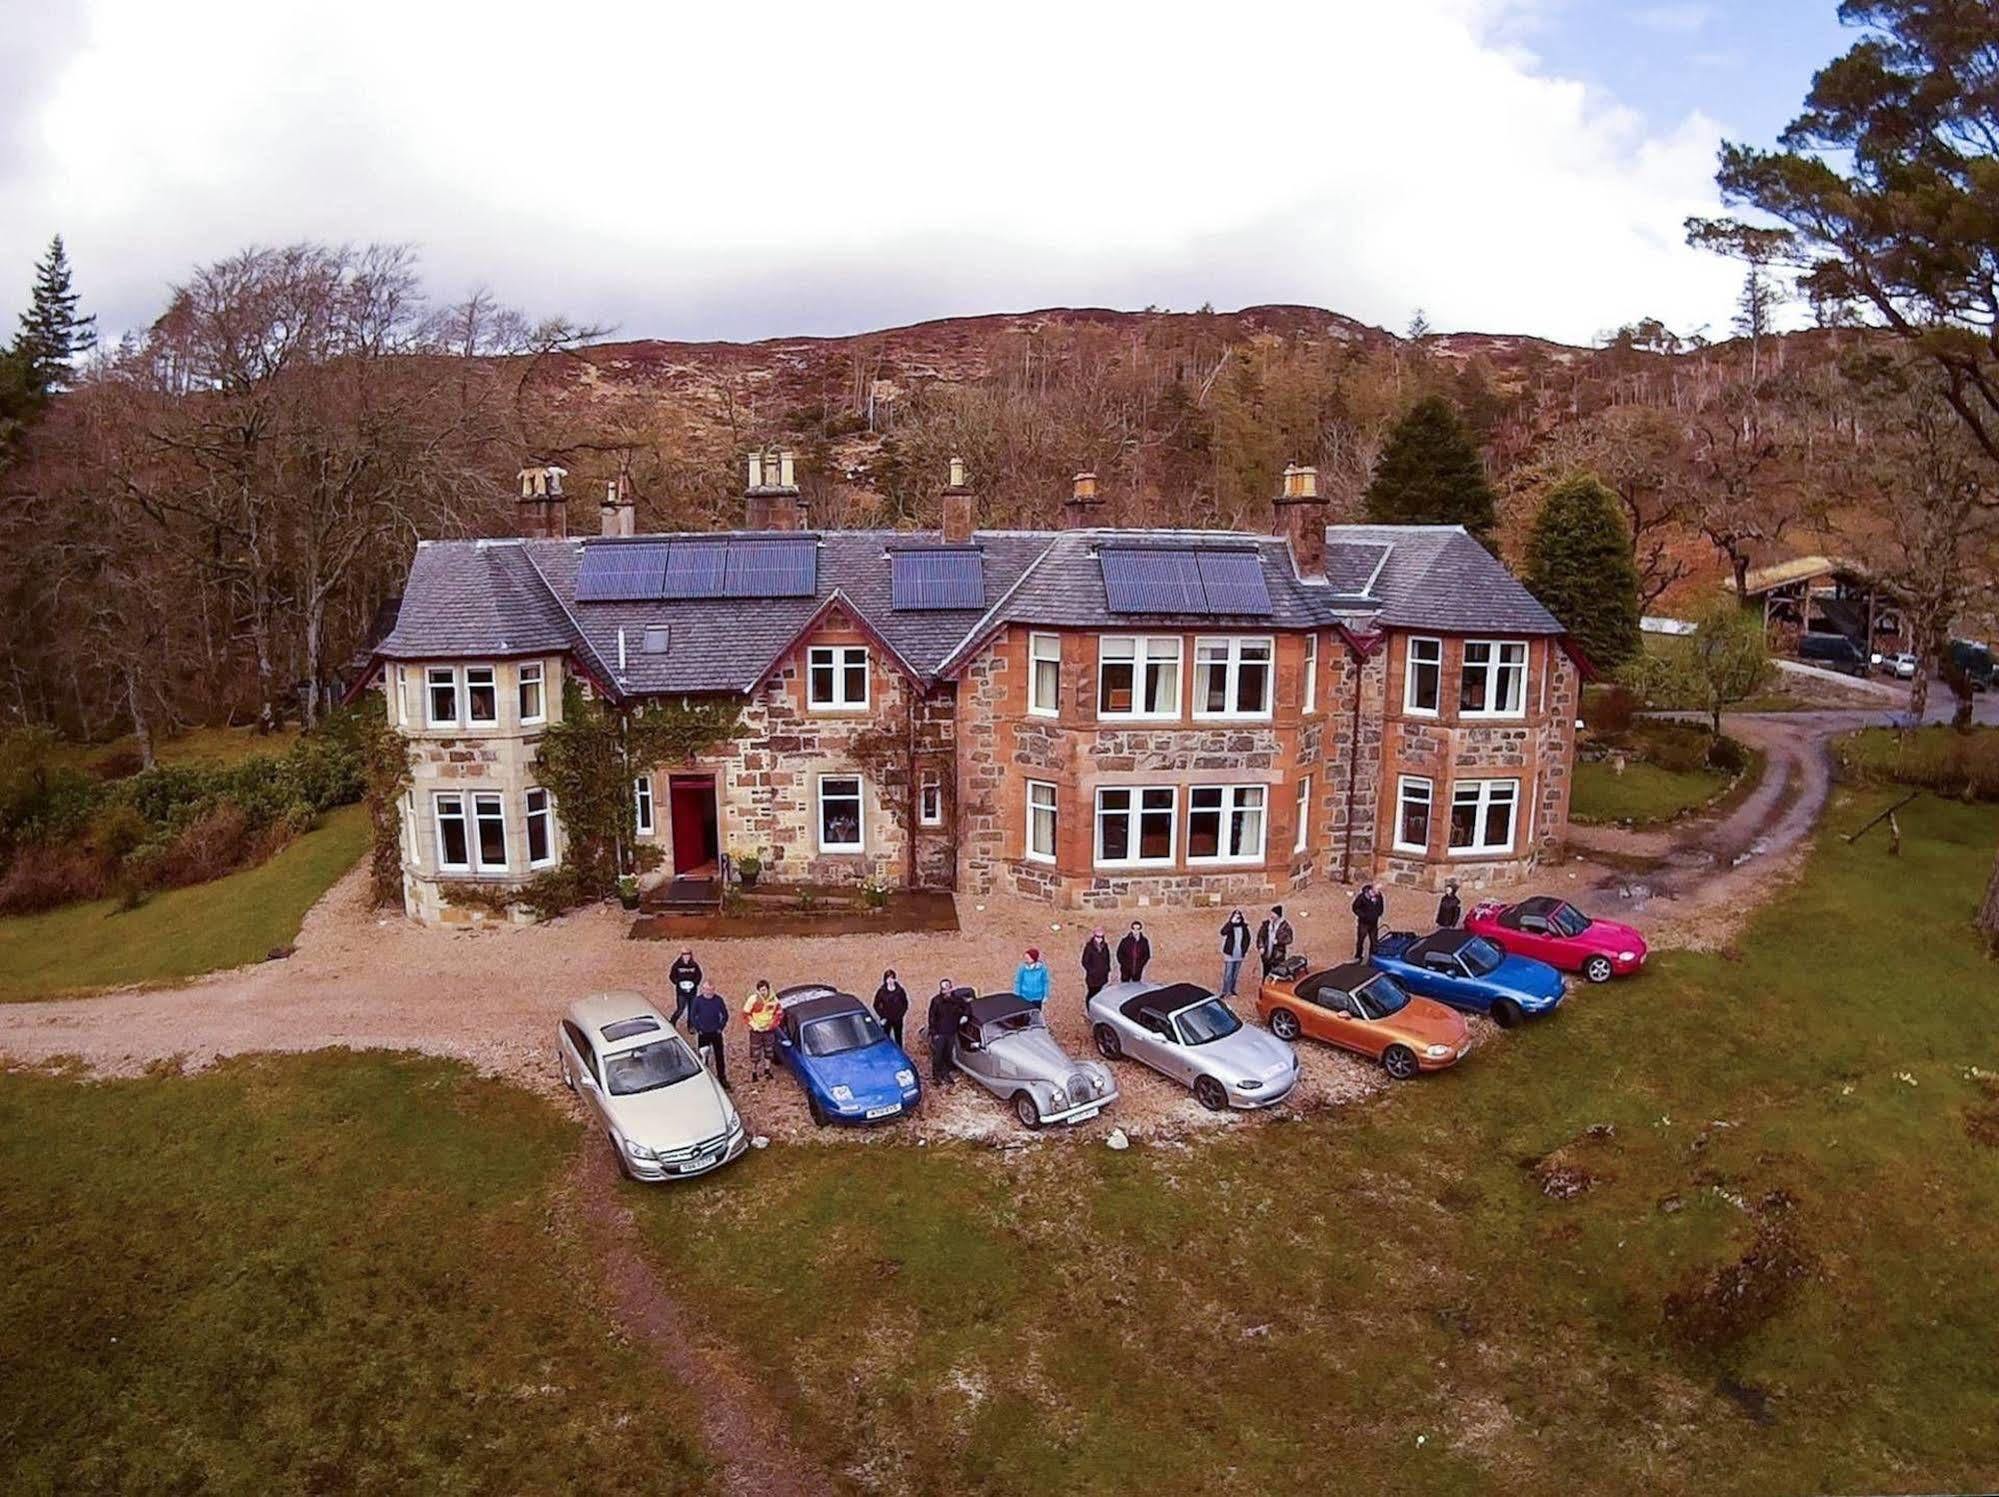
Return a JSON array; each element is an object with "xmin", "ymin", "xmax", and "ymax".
[
  {"xmin": 1523, "ymin": 473, "xmax": 1642, "ymax": 670},
  {"xmin": 14, "ymin": 235, "xmax": 97, "ymax": 396},
  {"xmin": 1361, "ymin": 394, "xmax": 1497, "ymax": 543}
]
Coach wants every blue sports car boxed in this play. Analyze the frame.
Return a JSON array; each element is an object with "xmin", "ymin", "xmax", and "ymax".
[
  {"xmin": 1369, "ymin": 929, "xmax": 1565, "ymax": 1028},
  {"xmin": 774, "ymin": 986, "xmax": 922, "ymax": 1126}
]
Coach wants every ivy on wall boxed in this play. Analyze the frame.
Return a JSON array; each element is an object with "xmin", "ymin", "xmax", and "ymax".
[{"xmin": 355, "ymin": 698, "xmax": 412, "ymax": 909}]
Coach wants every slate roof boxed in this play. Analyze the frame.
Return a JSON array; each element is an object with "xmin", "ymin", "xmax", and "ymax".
[{"xmin": 366, "ymin": 519, "xmax": 1563, "ymax": 700}]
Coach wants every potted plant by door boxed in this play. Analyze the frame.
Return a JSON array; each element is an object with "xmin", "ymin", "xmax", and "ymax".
[
  {"xmin": 616, "ymin": 875, "xmax": 640, "ymax": 910},
  {"xmin": 734, "ymin": 850, "xmax": 762, "ymax": 889}
]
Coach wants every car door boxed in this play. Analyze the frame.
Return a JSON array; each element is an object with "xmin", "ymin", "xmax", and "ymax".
[
  {"xmin": 1127, "ymin": 1009, "xmax": 1178, "ymax": 1081},
  {"xmin": 1419, "ymin": 950, "xmax": 1474, "ymax": 1009},
  {"xmin": 1508, "ymin": 912, "xmax": 1559, "ymax": 965},
  {"xmin": 563, "ymin": 1021, "xmax": 612, "ymax": 1130},
  {"xmin": 1315, "ymin": 986, "xmax": 1377, "ymax": 1058}
]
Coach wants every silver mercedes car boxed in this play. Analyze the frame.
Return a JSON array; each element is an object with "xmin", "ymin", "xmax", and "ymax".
[
  {"xmin": 1086, "ymin": 979, "xmax": 1300, "ymax": 1112},
  {"xmin": 950, "ymin": 991, "xmax": 1120, "ymax": 1129}
]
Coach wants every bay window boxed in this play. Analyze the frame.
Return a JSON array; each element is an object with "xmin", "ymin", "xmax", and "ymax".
[
  {"xmin": 434, "ymin": 790, "xmax": 508, "ymax": 873},
  {"xmin": 434, "ymin": 793, "xmax": 471, "ymax": 871},
  {"xmin": 1098, "ymin": 636, "xmax": 1181, "ymax": 718},
  {"xmin": 426, "ymin": 667, "xmax": 459, "ymax": 728},
  {"xmin": 518, "ymin": 662, "xmax": 545, "ymax": 724},
  {"xmin": 1094, "ymin": 786, "xmax": 1176, "ymax": 866},
  {"xmin": 465, "ymin": 666, "xmax": 498, "ymax": 724},
  {"xmin": 1193, "ymin": 636, "xmax": 1274, "ymax": 719},
  {"xmin": 807, "ymin": 646, "xmax": 869, "ymax": 710},
  {"xmin": 1394, "ymin": 776, "xmax": 1433, "ymax": 854},
  {"xmin": 1025, "ymin": 780, "xmax": 1058, "ymax": 863},
  {"xmin": 1029, "ymin": 632, "xmax": 1061, "ymax": 716},
  {"xmin": 473, "ymin": 793, "xmax": 507, "ymax": 868},
  {"xmin": 818, "ymin": 775, "xmax": 864, "ymax": 852},
  {"xmin": 1460, "ymin": 640, "xmax": 1527, "ymax": 717},
  {"xmin": 1449, "ymin": 778, "xmax": 1519, "ymax": 856},
  {"xmin": 1187, "ymin": 784, "xmax": 1267, "ymax": 863},
  {"xmin": 525, "ymin": 788, "xmax": 555, "ymax": 867},
  {"xmin": 1404, "ymin": 638, "xmax": 1442, "ymax": 716}
]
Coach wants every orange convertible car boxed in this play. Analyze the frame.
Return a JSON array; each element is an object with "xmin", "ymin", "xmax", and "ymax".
[{"xmin": 1257, "ymin": 961, "xmax": 1470, "ymax": 1079}]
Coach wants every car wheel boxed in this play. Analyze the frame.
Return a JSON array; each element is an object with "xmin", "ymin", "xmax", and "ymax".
[
  {"xmin": 1584, "ymin": 955, "xmax": 1614, "ymax": 984},
  {"xmin": 1269, "ymin": 1008, "xmax": 1302, "ymax": 1042},
  {"xmin": 1193, "ymin": 1075, "xmax": 1229, "ymax": 1112},
  {"xmin": 808, "ymin": 1094, "xmax": 830, "ymax": 1128},
  {"xmin": 609, "ymin": 1132, "xmax": 633, "ymax": 1179},
  {"xmin": 1012, "ymin": 1092, "xmax": 1042, "ymax": 1130},
  {"xmin": 1383, "ymin": 1045, "xmax": 1419, "ymax": 1081},
  {"xmin": 1492, "ymin": 999, "xmax": 1524, "ymax": 1030},
  {"xmin": 1094, "ymin": 1023, "xmax": 1123, "ymax": 1061}
]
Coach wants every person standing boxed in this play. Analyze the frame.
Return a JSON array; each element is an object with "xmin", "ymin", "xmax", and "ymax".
[
  {"xmin": 668, "ymin": 947, "xmax": 702, "ymax": 1027},
  {"xmin": 689, "ymin": 982, "xmax": 731, "ymax": 1090},
  {"xmin": 1218, "ymin": 910, "xmax": 1252, "ymax": 997},
  {"xmin": 1352, "ymin": 883, "xmax": 1386, "ymax": 961},
  {"xmin": 872, "ymin": 969, "xmax": 910, "ymax": 1050},
  {"xmin": 1436, "ymin": 879, "xmax": 1463, "ymax": 929},
  {"xmin": 924, "ymin": 979, "xmax": 963, "ymax": 1088},
  {"xmin": 1013, "ymin": 947, "xmax": 1051, "ymax": 1006},
  {"xmin": 1116, "ymin": 921, "xmax": 1152, "ymax": 983},
  {"xmin": 743, "ymin": 979, "xmax": 782, "ymax": 1082},
  {"xmin": 1256, "ymin": 905, "xmax": 1294, "ymax": 978},
  {"xmin": 1080, "ymin": 927, "xmax": 1113, "ymax": 999}
]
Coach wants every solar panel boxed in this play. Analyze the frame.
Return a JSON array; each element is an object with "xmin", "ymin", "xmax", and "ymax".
[
  {"xmin": 1100, "ymin": 549, "xmax": 1207, "ymax": 613},
  {"xmin": 662, "ymin": 541, "xmax": 726, "ymax": 599},
  {"xmin": 575, "ymin": 543, "xmax": 669, "ymax": 602},
  {"xmin": 721, "ymin": 537, "xmax": 816, "ymax": 598},
  {"xmin": 1195, "ymin": 550, "xmax": 1274, "ymax": 615},
  {"xmin": 890, "ymin": 549, "xmax": 984, "ymax": 610}
]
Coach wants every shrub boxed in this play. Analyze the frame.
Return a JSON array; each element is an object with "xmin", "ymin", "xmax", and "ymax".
[
  {"xmin": 0, "ymin": 844, "xmax": 106, "ymax": 915},
  {"xmin": 1633, "ymin": 721, "xmax": 1715, "ymax": 774},
  {"xmin": 1834, "ymin": 727, "xmax": 1999, "ymax": 801},
  {"xmin": 91, "ymin": 748, "xmax": 146, "ymax": 781},
  {"xmin": 1706, "ymin": 734, "xmax": 1751, "ymax": 774},
  {"xmin": 1581, "ymin": 685, "xmax": 1639, "ymax": 735},
  {"xmin": 88, "ymin": 802, "xmax": 150, "ymax": 864},
  {"xmin": 520, "ymin": 868, "xmax": 591, "ymax": 920},
  {"xmin": 151, "ymin": 804, "xmax": 257, "ymax": 890}
]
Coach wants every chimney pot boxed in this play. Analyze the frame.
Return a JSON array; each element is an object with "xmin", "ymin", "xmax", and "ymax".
[
  {"xmin": 1073, "ymin": 471, "xmax": 1097, "ymax": 501},
  {"xmin": 748, "ymin": 451, "xmax": 765, "ymax": 489},
  {"xmin": 949, "ymin": 455, "xmax": 967, "ymax": 490},
  {"xmin": 1273, "ymin": 461, "xmax": 1326, "ymax": 581},
  {"xmin": 941, "ymin": 457, "xmax": 975, "ymax": 544}
]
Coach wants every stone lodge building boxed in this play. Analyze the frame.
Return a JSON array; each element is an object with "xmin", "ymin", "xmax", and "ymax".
[{"xmin": 353, "ymin": 456, "xmax": 1585, "ymax": 924}]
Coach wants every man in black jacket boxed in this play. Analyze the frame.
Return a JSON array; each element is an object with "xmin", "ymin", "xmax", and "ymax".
[
  {"xmin": 688, "ymin": 983, "xmax": 731, "ymax": 1090},
  {"xmin": 873, "ymin": 969, "xmax": 910, "ymax": 1050},
  {"xmin": 925, "ymin": 980, "xmax": 963, "ymax": 1088},
  {"xmin": 1256, "ymin": 905, "xmax": 1294, "ymax": 978},
  {"xmin": 1352, "ymin": 884, "xmax": 1386, "ymax": 960},
  {"xmin": 1080, "ymin": 928, "xmax": 1113, "ymax": 999},
  {"xmin": 1116, "ymin": 921, "xmax": 1152, "ymax": 983},
  {"xmin": 1436, "ymin": 879, "xmax": 1463, "ymax": 929},
  {"xmin": 667, "ymin": 948, "xmax": 702, "ymax": 1027}
]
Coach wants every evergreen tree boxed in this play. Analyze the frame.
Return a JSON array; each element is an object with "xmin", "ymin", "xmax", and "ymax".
[
  {"xmin": 1523, "ymin": 473, "xmax": 1642, "ymax": 670},
  {"xmin": 14, "ymin": 235, "xmax": 96, "ymax": 396},
  {"xmin": 1361, "ymin": 394, "xmax": 1497, "ymax": 543}
]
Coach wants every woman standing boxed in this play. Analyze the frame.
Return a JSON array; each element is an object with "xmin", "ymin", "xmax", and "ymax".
[
  {"xmin": 1218, "ymin": 910, "xmax": 1252, "ymax": 997},
  {"xmin": 1013, "ymin": 947, "xmax": 1051, "ymax": 1006},
  {"xmin": 873, "ymin": 969, "xmax": 910, "ymax": 1049}
]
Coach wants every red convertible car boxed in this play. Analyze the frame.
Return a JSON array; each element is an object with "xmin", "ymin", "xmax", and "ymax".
[{"xmin": 1465, "ymin": 896, "xmax": 1647, "ymax": 983}]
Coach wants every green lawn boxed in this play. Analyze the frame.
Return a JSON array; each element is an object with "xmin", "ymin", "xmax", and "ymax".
[
  {"xmin": 1571, "ymin": 755, "xmax": 1732, "ymax": 825},
  {"xmin": 629, "ymin": 791, "xmax": 1999, "ymax": 1496},
  {"xmin": 46, "ymin": 724, "xmax": 302, "ymax": 777},
  {"xmin": 0, "ymin": 1051, "xmax": 711, "ymax": 1493},
  {"xmin": 0, "ymin": 803, "xmax": 369, "ymax": 1001}
]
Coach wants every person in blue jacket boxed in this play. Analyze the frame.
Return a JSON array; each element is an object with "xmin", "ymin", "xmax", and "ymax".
[{"xmin": 1013, "ymin": 946, "xmax": 1051, "ymax": 1006}]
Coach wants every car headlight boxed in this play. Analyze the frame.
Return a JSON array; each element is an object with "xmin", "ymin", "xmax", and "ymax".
[
  {"xmin": 1050, "ymin": 1085, "xmax": 1068, "ymax": 1107},
  {"xmin": 895, "ymin": 1069, "xmax": 916, "ymax": 1088},
  {"xmin": 1237, "ymin": 1079, "xmax": 1263, "ymax": 1091},
  {"xmin": 624, "ymin": 1138, "xmax": 658, "ymax": 1161},
  {"xmin": 725, "ymin": 1109, "xmax": 744, "ymax": 1136},
  {"xmin": 1425, "ymin": 1044, "xmax": 1453, "ymax": 1059},
  {"xmin": 830, "ymin": 1085, "xmax": 854, "ymax": 1102},
  {"xmin": 1618, "ymin": 951, "xmax": 1637, "ymax": 962}
]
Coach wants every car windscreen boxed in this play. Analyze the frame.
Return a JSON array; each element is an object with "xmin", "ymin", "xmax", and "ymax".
[
  {"xmin": 1173, "ymin": 998, "xmax": 1242, "ymax": 1045},
  {"xmin": 802, "ymin": 1012, "xmax": 884, "ymax": 1057},
  {"xmin": 1462, "ymin": 936, "xmax": 1505, "ymax": 976},
  {"xmin": 604, "ymin": 1040, "xmax": 701, "ymax": 1096},
  {"xmin": 1353, "ymin": 973, "xmax": 1411, "ymax": 1019},
  {"xmin": 1548, "ymin": 904, "xmax": 1590, "ymax": 938}
]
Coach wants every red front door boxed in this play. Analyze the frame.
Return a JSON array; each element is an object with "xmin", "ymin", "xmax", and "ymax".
[{"xmin": 668, "ymin": 776, "xmax": 719, "ymax": 875}]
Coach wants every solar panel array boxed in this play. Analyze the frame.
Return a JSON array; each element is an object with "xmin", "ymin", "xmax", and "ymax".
[
  {"xmin": 890, "ymin": 549, "xmax": 985, "ymax": 610},
  {"xmin": 575, "ymin": 539, "xmax": 817, "ymax": 602},
  {"xmin": 1099, "ymin": 547, "xmax": 1273, "ymax": 616}
]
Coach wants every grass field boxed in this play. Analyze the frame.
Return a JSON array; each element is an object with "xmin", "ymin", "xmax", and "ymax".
[
  {"xmin": 47, "ymin": 724, "xmax": 302, "ymax": 777},
  {"xmin": 0, "ymin": 803, "xmax": 369, "ymax": 1001},
  {"xmin": 0, "ymin": 1051, "xmax": 711, "ymax": 1494},
  {"xmin": 628, "ymin": 790, "xmax": 1999, "ymax": 1496},
  {"xmin": 1570, "ymin": 755, "xmax": 1731, "ymax": 825}
]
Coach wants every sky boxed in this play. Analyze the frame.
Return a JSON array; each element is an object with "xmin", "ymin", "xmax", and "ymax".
[{"xmin": 0, "ymin": 0, "xmax": 1861, "ymax": 349}]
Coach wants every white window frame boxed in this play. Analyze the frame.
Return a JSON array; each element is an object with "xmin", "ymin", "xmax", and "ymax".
[
  {"xmin": 633, "ymin": 774, "xmax": 654, "ymax": 837},
  {"xmin": 1293, "ymin": 775, "xmax": 1311, "ymax": 853},
  {"xmin": 394, "ymin": 666, "xmax": 415, "ymax": 727},
  {"xmin": 817, "ymin": 774, "xmax": 865, "ymax": 853},
  {"xmin": 1403, "ymin": 637, "xmax": 1442, "ymax": 717},
  {"xmin": 1097, "ymin": 636, "xmax": 1182, "ymax": 720},
  {"xmin": 518, "ymin": 662, "xmax": 545, "ymax": 725},
  {"xmin": 1394, "ymin": 775, "xmax": 1434, "ymax": 855},
  {"xmin": 1093, "ymin": 785, "xmax": 1177, "ymax": 868},
  {"xmin": 425, "ymin": 666, "xmax": 460, "ymax": 729},
  {"xmin": 1029, "ymin": 632, "xmax": 1061, "ymax": 717},
  {"xmin": 1186, "ymin": 784, "xmax": 1268, "ymax": 865},
  {"xmin": 1448, "ymin": 778, "xmax": 1519, "ymax": 857},
  {"xmin": 433, "ymin": 791, "xmax": 471, "ymax": 872},
  {"xmin": 1192, "ymin": 636, "xmax": 1275, "ymax": 720},
  {"xmin": 465, "ymin": 665, "xmax": 498, "ymax": 725},
  {"xmin": 807, "ymin": 645, "xmax": 870, "ymax": 711},
  {"xmin": 1302, "ymin": 634, "xmax": 1318, "ymax": 715},
  {"xmin": 471, "ymin": 791, "xmax": 508, "ymax": 871},
  {"xmin": 918, "ymin": 771, "xmax": 943, "ymax": 828},
  {"xmin": 1460, "ymin": 640, "xmax": 1528, "ymax": 719},
  {"xmin": 524, "ymin": 787, "xmax": 556, "ymax": 868},
  {"xmin": 1025, "ymin": 779, "xmax": 1058, "ymax": 863}
]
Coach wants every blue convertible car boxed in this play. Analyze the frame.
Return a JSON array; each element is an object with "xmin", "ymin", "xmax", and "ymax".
[
  {"xmin": 1369, "ymin": 929, "xmax": 1565, "ymax": 1028},
  {"xmin": 775, "ymin": 986, "xmax": 922, "ymax": 1126}
]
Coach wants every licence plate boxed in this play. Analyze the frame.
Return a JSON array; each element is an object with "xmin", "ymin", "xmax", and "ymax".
[
  {"xmin": 865, "ymin": 1103, "xmax": 901, "ymax": 1119},
  {"xmin": 1064, "ymin": 1106, "xmax": 1102, "ymax": 1126}
]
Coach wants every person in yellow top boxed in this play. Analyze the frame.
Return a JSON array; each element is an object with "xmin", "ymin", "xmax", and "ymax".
[{"xmin": 743, "ymin": 979, "xmax": 782, "ymax": 1081}]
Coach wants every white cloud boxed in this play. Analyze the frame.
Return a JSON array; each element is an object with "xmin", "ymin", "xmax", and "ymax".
[
  {"xmin": 1633, "ymin": 4, "xmax": 1714, "ymax": 35},
  {"xmin": 0, "ymin": 0, "xmax": 1740, "ymax": 346}
]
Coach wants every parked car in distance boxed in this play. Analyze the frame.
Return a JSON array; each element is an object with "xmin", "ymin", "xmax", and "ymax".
[
  {"xmin": 1087, "ymin": 980, "xmax": 1300, "ymax": 1112},
  {"xmin": 1871, "ymin": 650, "xmax": 1919, "ymax": 680},
  {"xmin": 774, "ymin": 985, "xmax": 922, "ymax": 1126},
  {"xmin": 1949, "ymin": 638, "xmax": 1993, "ymax": 691},
  {"xmin": 1465, "ymin": 896, "xmax": 1648, "ymax": 983},
  {"xmin": 1369, "ymin": 929, "xmax": 1565, "ymax": 1028},
  {"xmin": 1798, "ymin": 632, "xmax": 1869, "ymax": 677},
  {"xmin": 950, "ymin": 991, "xmax": 1119, "ymax": 1128},
  {"xmin": 1256, "ymin": 961, "xmax": 1468, "ymax": 1079},
  {"xmin": 559, "ymin": 991, "xmax": 747, "ymax": 1181}
]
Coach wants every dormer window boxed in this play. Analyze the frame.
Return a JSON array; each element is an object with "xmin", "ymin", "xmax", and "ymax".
[{"xmin": 807, "ymin": 646, "xmax": 869, "ymax": 710}]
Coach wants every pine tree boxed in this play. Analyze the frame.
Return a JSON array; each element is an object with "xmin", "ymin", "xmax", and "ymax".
[
  {"xmin": 1361, "ymin": 394, "xmax": 1497, "ymax": 543},
  {"xmin": 1522, "ymin": 473, "xmax": 1643, "ymax": 670},
  {"xmin": 14, "ymin": 235, "xmax": 97, "ymax": 396}
]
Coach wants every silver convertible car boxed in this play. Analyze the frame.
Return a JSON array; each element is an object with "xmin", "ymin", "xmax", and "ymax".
[
  {"xmin": 1086, "ymin": 980, "xmax": 1300, "ymax": 1112},
  {"xmin": 950, "ymin": 991, "xmax": 1120, "ymax": 1128}
]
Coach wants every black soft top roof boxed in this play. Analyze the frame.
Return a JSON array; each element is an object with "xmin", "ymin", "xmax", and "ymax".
[
  {"xmin": 1298, "ymin": 961, "xmax": 1378, "ymax": 999},
  {"xmin": 1514, "ymin": 895, "xmax": 1562, "ymax": 916},
  {"xmin": 782, "ymin": 992, "xmax": 866, "ymax": 1026},
  {"xmin": 1406, "ymin": 930, "xmax": 1478, "ymax": 961},
  {"xmin": 965, "ymin": 992, "xmax": 1032, "ymax": 1027},
  {"xmin": 1118, "ymin": 981, "xmax": 1214, "ymax": 1022}
]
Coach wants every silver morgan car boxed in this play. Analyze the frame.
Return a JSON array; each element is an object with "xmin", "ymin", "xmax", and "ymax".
[
  {"xmin": 951, "ymin": 992, "xmax": 1120, "ymax": 1129},
  {"xmin": 1086, "ymin": 980, "xmax": 1300, "ymax": 1112}
]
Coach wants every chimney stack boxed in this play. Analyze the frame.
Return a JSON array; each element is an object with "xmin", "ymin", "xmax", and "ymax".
[
  {"xmin": 1274, "ymin": 463, "xmax": 1326, "ymax": 580},
  {"xmin": 517, "ymin": 464, "xmax": 569, "ymax": 540},
  {"xmin": 941, "ymin": 455, "xmax": 975, "ymax": 544},
  {"xmin": 599, "ymin": 473, "xmax": 637, "ymax": 538},
  {"xmin": 1062, "ymin": 470, "xmax": 1104, "ymax": 530},
  {"xmin": 745, "ymin": 446, "xmax": 801, "ymax": 530}
]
